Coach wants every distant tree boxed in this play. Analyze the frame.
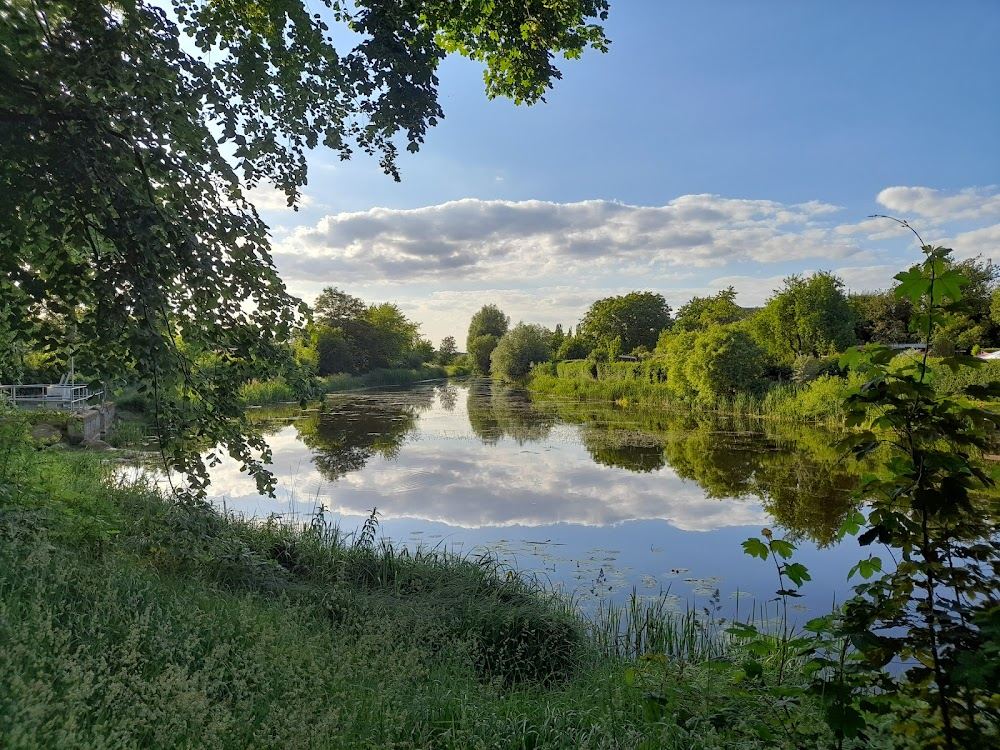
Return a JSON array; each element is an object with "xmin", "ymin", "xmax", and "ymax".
[
  {"xmin": 466, "ymin": 305, "xmax": 509, "ymax": 374},
  {"xmin": 490, "ymin": 324, "xmax": 552, "ymax": 381},
  {"xmin": 313, "ymin": 288, "xmax": 368, "ymax": 328},
  {"xmin": 549, "ymin": 323, "xmax": 566, "ymax": 353},
  {"xmin": 850, "ymin": 290, "xmax": 913, "ymax": 344},
  {"xmin": 407, "ymin": 338, "xmax": 435, "ymax": 367},
  {"xmin": 674, "ymin": 287, "xmax": 745, "ymax": 332},
  {"xmin": 658, "ymin": 330, "xmax": 699, "ymax": 399},
  {"xmin": 438, "ymin": 336, "xmax": 458, "ymax": 365},
  {"xmin": 556, "ymin": 335, "xmax": 590, "ymax": 360},
  {"xmin": 315, "ymin": 327, "xmax": 355, "ymax": 375},
  {"xmin": 467, "ymin": 304, "xmax": 510, "ymax": 346},
  {"xmin": 992, "ymin": 289, "xmax": 1000, "ymax": 328},
  {"xmin": 685, "ymin": 326, "xmax": 766, "ymax": 401},
  {"xmin": 366, "ymin": 303, "xmax": 420, "ymax": 363},
  {"xmin": 578, "ymin": 291, "xmax": 672, "ymax": 355},
  {"xmin": 749, "ymin": 272, "xmax": 856, "ymax": 362},
  {"xmin": 468, "ymin": 334, "xmax": 500, "ymax": 375}
]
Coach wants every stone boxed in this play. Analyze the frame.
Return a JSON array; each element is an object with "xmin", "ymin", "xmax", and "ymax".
[
  {"xmin": 30, "ymin": 423, "xmax": 62, "ymax": 443},
  {"xmin": 83, "ymin": 439, "xmax": 113, "ymax": 451}
]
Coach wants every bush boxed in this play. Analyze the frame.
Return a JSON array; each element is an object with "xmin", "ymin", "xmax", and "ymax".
[{"xmin": 490, "ymin": 324, "xmax": 552, "ymax": 382}]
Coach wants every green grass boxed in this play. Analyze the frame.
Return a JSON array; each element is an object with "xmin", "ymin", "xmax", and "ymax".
[
  {"xmin": 0, "ymin": 411, "xmax": 903, "ymax": 749},
  {"xmin": 530, "ymin": 364, "xmax": 856, "ymax": 428},
  {"xmin": 240, "ymin": 366, "xmax": 451, "ymax": 406}
]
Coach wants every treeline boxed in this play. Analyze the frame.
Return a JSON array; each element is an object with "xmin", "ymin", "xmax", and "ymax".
[{"xmin": 464, "ymin": 257, "xmax": 1000, "ymax": 402}]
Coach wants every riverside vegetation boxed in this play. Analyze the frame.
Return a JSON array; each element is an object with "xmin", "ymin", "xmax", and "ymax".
[{"xmin": 1, "ymin": 244, "xmax": 998, "ymax": 748}]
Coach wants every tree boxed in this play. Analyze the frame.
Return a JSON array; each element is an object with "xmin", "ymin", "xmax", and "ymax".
[
  {"xmin": 466, "ymin": 305, "xmax": 509, "ymax": 375},
  {"xmin": 1, "ymin": 0, "xmax": 608, "ymax": 492},
  {"xmin": 313, "ymin": 288, "xmax": 368, "ymax": 329},
  {"xmin": 750, "ymin": 272, "xmax": 856, "ymax": 362},
  {"xmin": 490, "ymin": 323, "xmax": 552, "ymax": 381},
  {"xmin": 467, "ymin": 334, "xmax": 500, "ymax": 376},
  {"xmin": 365, "ymin": 303, "xmax": 421, "ymax": 369},
  {"xmin": 438, "ymin": 336, "xmax": 458, "ymax": 365},
  {"xmin": 315, "ymin": 327, "xmax": 355, "ymax": 376},
  {"xmin": 577, "ymin": 291, "xmax": 672, "ymax": 355},
  {"xmin": 849, "ymin": 290, "xmax": 912, "ymax": 344},
  {"xmin": 549, "ymin": 323, "xmax": 566, "ymax": 354},
  {"xmin": 673, "ymin": 287, "xmax": 745, "ymax": 332},
  {"xmin": 467, "ymin": 304, "xmax": 510, "ymax": 347},
  {"xmin": 556, "ymin": 334, "xmax": 590, "ymax": 360},
  {"xmin": 684, "ymin": 326, "xmax": 765, "ymax": 402}
]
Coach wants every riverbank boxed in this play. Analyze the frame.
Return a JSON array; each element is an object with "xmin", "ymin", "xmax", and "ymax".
[
  {"xmin": 0, "ymin": 414, "xmax": 896, "ymax": 749},
  {"xmin": 528, "ymin": 357, "xmax": 1000, "ymax": 426},
  {"xmin": 239, "ymin": 365, "xmax": 460, "ymax": 406}
]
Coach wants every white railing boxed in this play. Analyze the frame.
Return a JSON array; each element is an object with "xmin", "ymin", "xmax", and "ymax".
[{"xmin": 0, "ymin": 384, "xmax": 104, "ymax": 412}]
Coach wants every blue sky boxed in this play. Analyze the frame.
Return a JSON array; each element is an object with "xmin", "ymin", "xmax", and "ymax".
[{"xmin": 247, "ymin": 1, "xmax": 1000, "ymax": 347}]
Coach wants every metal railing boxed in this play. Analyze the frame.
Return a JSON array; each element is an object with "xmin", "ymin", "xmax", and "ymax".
[{"xmin": 0, "ymin": 384, "xmax": 104, "ymax": 412}]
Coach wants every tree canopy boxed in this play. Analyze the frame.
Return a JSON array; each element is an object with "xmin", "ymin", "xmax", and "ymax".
[
  {"xmin": 673, "ymin": 287, "xmax": 745, "ymax": 332},
  {"xmin": 466, "ymin": 304, "xmax": 509, "ymax": 375},
  {"xmin": 577, "ymin": 291, "xmax": 672, "ymax": 355},
  {"xmin": 0, "ymin": 0, "xmax": 609, "ymax": 492},
  {"xmin": 490, "ymin": 323, "xmax": 552, "ymax": 381},
  {"xmin": 749, "ymin": 272, "xmax": 856, "ymax": 362}
]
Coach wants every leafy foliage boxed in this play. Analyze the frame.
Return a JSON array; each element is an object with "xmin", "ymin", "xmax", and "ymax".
[
  {"xmin": 490, "ymin": 323, "xmax": 552, "ymax": 382},
  {"xmin": 673, "ymin": 287, "xmax": 746, "ymax": 332},
  {"xmin": 750, "ymin": 272, "xmax": 856, "ymax": 362},
  {"xmin": 578, "ymin": 291, "xmax": 672, "ymax": 356},
  {"xmin": 466, "ymin": 304, "xmax": 510, "ymax": 348},
  {"xmin": 0, "ymin": 0, "xmax": 608, "ymax": 493}
]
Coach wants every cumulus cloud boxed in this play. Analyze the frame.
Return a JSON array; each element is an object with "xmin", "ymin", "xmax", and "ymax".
[
  {"xmin": 876, "ymin": 186, "xmax": 1000, "ymax": 222},
  {"xmin": 245, "ymin": 182, "xmax": 314, "ymax": 212},
  {"xmin": 947, "ymin": 222, "xmax": 1000, "ymax": 259},
  {"xmin": 272, "ymin": 195, "xmax": 858, "ymax": 286}
]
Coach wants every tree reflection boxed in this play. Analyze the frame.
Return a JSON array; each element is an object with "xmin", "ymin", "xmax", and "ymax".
[
  {"xmin": 544, "ymin": 401, "xmax": 862, "ymax": 546},
  {"xmin": 465, "ymin": 380, "xmax": 554, "ymax": 445},
  {"xmin": 579, "ymin": 426, "xmax": 666, "ymax": 472},
  {"xmin": 294, "ymin": 395, "xmax": 424, "ymax": 481}
]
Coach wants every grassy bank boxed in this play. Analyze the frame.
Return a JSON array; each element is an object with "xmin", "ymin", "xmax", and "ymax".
[
  {"xmin": 529, "ymin": 361, "xmax": 852, "ymax": 427},
  {"xmin": 530, "ymin": 356, "xmax": 1000, "ymax": 426},
  {"xmin": 0, "ymin": 413, "xmax": 902, "ymax": 749},
  {"xmin": 240, "ymin": 365, "xmax": 451, "ymax": 406}
]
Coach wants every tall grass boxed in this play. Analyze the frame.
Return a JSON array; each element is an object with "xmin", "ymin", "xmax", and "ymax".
[{"xmin": 240, "ymin": 366, "xmax": 451, "ymax": 406}]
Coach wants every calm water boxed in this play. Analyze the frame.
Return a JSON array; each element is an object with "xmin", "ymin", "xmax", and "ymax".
[{"xmin": 204, "ymin": 380, "xmax": 870, "ymax": 618}]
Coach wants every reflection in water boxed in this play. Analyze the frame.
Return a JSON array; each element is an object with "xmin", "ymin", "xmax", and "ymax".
[
  {"xmin": 497, "ymin": 394, "xmax": 860, "ymax": 545},
  {"xmin": 294, "ymin": 393, "xmax": 429, "ymax": 481},
  {"xmin": 202, "ymin": 381, "xmax": 870, "ymax": 616},
  {"xmin": 466, "ymin": 380, "xmax": 554, "ymax": 445},
  {"xmin": 436, "ymin": 383, "xmax": 458, "ymax": 412},
  {"xmin": 247, "ymin": 381, "xmax": 859, "ymax": 544}
]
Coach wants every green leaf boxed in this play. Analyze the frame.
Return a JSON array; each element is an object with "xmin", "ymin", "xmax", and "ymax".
[
  {"xmin": 769, "ymin": 538, "xmax": 796, "ymax": 559},
  {"xmin": 893, "ymin": 266, "xmax": 931, "ymax": 304},
  {"xmin": 742, "ymin": 538, "xmax": 769, "ymax": 560},
  {"xmin": 783, "ymin": 562, "xmax": 812, "ymax": 587}
]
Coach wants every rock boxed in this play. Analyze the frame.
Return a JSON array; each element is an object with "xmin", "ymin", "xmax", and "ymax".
[
  {"xmin": 30, "ymin": 424, "xmax": 62, "ymax": 443},
  {"xmin": 83, "ymin": 439, "xmax": 113, "ymax": 451}
]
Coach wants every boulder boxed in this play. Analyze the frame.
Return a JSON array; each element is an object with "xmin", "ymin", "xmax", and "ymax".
[{"xmin": 30, "ymin": 423, "xmax": 62, "ymax": 443}]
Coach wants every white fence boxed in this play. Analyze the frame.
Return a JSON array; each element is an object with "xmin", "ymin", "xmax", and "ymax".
[{"xmin": 0, "ymin": 384, "xmax": 104, "ymax": 412}]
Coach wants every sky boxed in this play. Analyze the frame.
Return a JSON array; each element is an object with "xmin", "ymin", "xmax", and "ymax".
[{"xmin": 246, "ymin": 1, "xmax": 1000, "ymax": 348}]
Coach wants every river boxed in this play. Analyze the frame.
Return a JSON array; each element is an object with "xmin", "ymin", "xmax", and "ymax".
[{"xmin": 202, "ymin": 379, "xmax": 871, "ymax": 621}]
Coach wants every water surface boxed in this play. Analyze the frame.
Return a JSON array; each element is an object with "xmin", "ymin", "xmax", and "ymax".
[{"xmin": 207, "ymin": 380, "xmax": 869, "ymax": 618}]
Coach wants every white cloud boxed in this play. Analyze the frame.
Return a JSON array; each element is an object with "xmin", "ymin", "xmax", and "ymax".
[
  {"xmin": 271, "ymin": 195, "xmax": 855, "ymax": 287},
  {"xmin": 947, "ymin": 222, "xmax": 1000, "ymax": 260},
  {"xmin": 876, "ymin": 186, "xmax": 1000, "ymax": 222},
  {"xmin": 265, "ymin": 186, "xmax": 998, "ymax": 343},
  {"xmin": 245, "ymin": 182, "xmax": 314, "ymax": 212}
]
